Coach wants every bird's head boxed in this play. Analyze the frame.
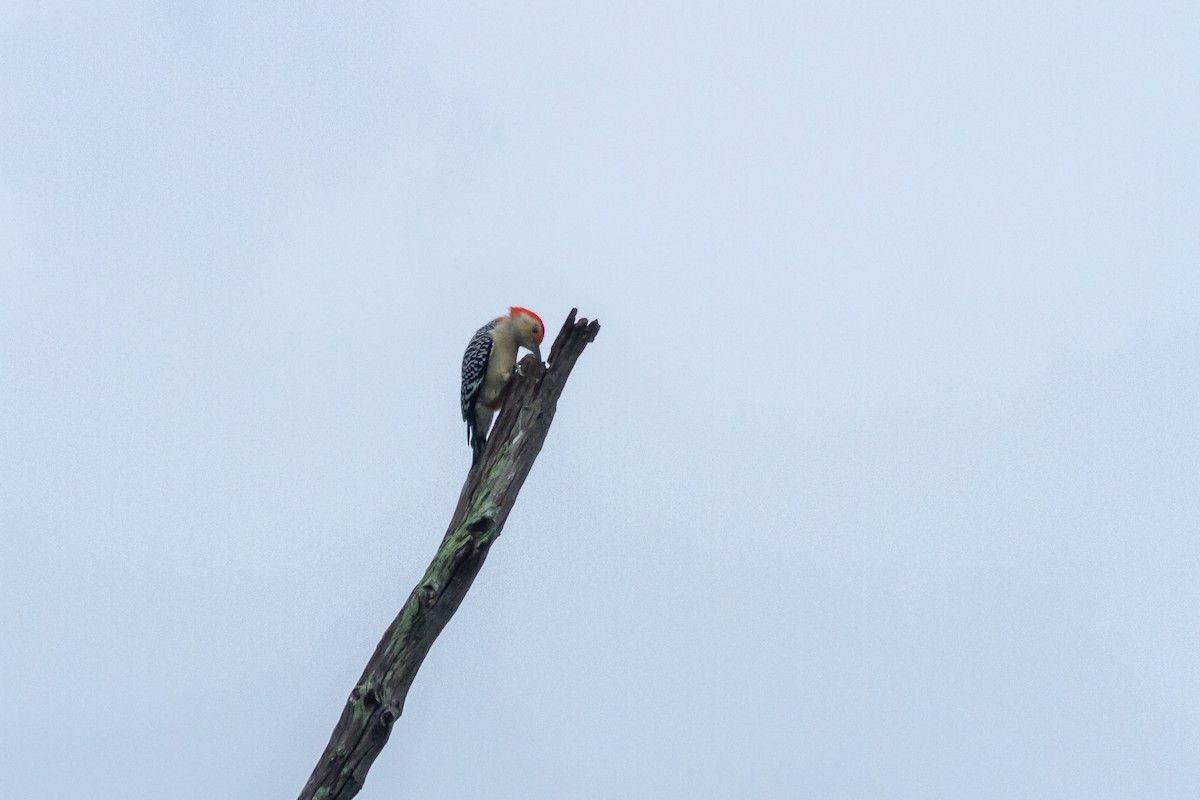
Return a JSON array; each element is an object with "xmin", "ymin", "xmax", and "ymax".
[{"xmin": 508, "ymin": 306, "xmax": 545, "ymax": 362}]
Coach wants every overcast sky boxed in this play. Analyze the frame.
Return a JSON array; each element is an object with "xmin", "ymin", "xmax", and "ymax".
[{"xmin": 3, "ymin": 2, "xmax": 1199, "ymax": 798}]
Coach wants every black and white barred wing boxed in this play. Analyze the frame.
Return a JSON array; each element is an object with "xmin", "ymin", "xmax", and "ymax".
[{"xmin": 460, "ymin": 321, "xmax": 495, "ymax": 422}]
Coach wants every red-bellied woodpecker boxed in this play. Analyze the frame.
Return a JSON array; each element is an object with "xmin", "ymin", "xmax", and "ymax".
[{"xmin": 461, "ymin": 307, "xmax": 546, "ymax": 463}]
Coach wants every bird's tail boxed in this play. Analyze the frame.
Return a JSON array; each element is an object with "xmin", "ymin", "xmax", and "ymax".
[{"xmin": 468, "ymin": 420, "xmax": 487, "ymax": 465}]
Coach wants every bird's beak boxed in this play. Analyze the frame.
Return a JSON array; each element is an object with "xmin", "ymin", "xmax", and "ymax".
[{"xmin": 531, "ymin": 343, "xmax": 543, "ymax": 363}]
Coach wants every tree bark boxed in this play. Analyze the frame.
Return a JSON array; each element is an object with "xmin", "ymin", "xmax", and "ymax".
[{"xmin": 297, "ymin": 309, "xmax": 601, "ymax": 800}]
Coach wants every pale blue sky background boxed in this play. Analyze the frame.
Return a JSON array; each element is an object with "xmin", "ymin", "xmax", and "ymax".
[{"xmin": 3, "ymin": 2, "xmax": 1199, "ymax": 798}]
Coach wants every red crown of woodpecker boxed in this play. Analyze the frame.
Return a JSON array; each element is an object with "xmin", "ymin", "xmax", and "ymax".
[{"xmin": 509, "ymin": 306, "xmax": 546, "ymax": 344}]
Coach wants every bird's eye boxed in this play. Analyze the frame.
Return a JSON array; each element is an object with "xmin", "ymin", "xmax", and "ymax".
[{"xmin": 533, "ymin": 326, "xmax": 540, "ymax": 335}]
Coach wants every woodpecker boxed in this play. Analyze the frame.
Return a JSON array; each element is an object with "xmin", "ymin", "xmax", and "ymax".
[{"xmin": 461, "ymin": 307, "xmax": 546, "ymax": 463}]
